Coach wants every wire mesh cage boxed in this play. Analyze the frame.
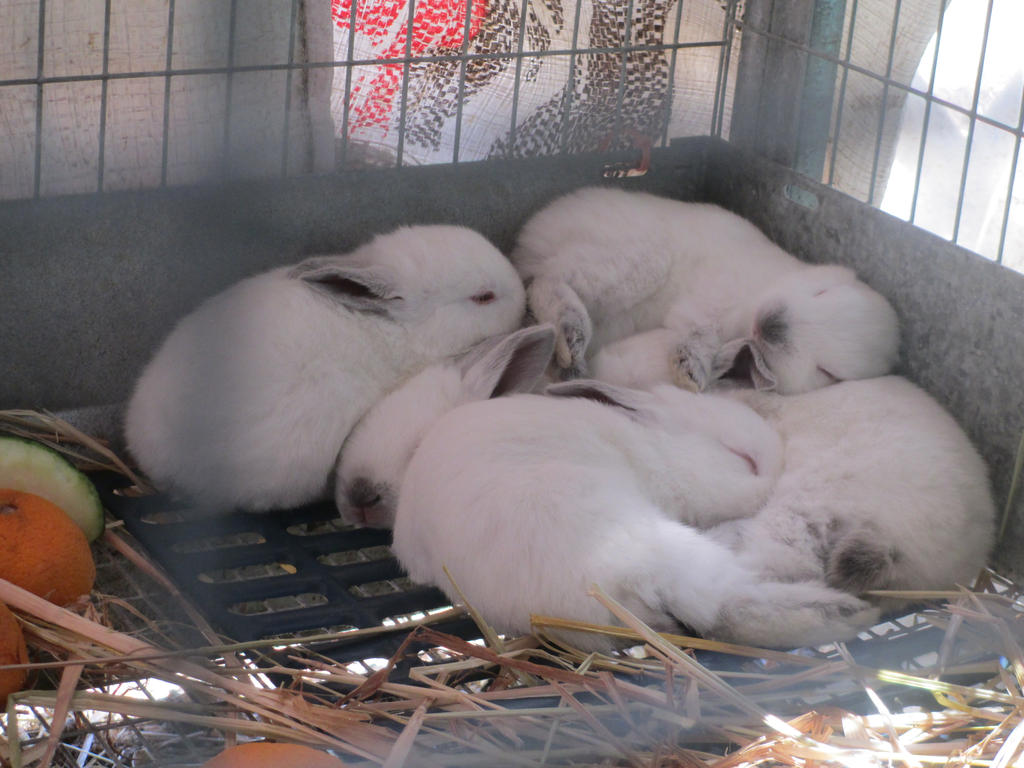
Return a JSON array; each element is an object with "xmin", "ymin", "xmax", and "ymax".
[
  {"xmin": 0, "ymin": 0, "xmax": 737, "ymax": 188},
  {"xmin": 1, "ymin": 0, "xmax": 1021, "ymax": 264},
  {"xmin": 3, "ymin": 0, "xmax": 1024, "ymax": 765}
]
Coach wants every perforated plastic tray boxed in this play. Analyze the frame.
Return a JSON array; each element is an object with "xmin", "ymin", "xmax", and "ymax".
[
  {"xmin": 97, "ymin": 469, "xmax": 1004, "ymax": 695},
  {"xmin": 96, "ymin": 474, "xmax": 478, "ymax": 666}
]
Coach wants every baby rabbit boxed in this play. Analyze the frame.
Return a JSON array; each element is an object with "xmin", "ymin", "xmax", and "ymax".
[
  {"xmin": 392, "ymin": 380, "xmax": 880, "ymax": 650},
  {"xmin": 706, "ymin": 376, "xmax": 995, "ymax": 603},
  {"xmin": 124, "ymin": 225, "xmax": 526, "ymax": 511},
  {"xmin": 512, "ymin": 186, "xmax": 899, "ymax": 393},
  {"xmin": 337, "ymin": 324, "xmax": 556, "ymax": 528},
  {"xmin": 590, "ymin": 327, "xmax": 690, "ymax": 391}
]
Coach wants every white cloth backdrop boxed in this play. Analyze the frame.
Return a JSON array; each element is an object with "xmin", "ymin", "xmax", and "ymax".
[{"xmin": 328, "ymin": 0, "xmax": 734, "ymax": 165}]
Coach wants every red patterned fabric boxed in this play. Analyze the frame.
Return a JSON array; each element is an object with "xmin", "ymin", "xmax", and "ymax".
[
  {"xmin": 329, "ymin": 0, "xmax": 688, "ymax": 165},
  {"xmin": 332, "ymin": 0, "xmax": 487, "ymax": 132}
]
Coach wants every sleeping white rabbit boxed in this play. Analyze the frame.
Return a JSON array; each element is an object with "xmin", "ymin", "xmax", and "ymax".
[
  {"xmin": 590, "ymin": 327, "xmax": 689, "ymax": 391},
  {"xmin": 704, "ymin": 376, "xmax": 995, "ymax": 602},
  {"xmin": 337, "ymin": 324, "xmax": 556, "ymax": 528},
  {"xmin": 392, "ymin": 379, "xmax": 880, "ymax": 650},
  {"xmin": 124, "ymin": 225, "xmax": 525, "ymax": 511},
  {"xmin": 513, "ymin": 186, "xmax": 900, "ymax": 393}
]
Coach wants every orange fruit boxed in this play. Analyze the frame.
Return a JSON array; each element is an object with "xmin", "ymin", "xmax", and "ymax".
[
  {"xmin": 0, "ymin": 600, "xmax": 28, "ymax": 708},
  {"xmin": 0, "ymin": 436, "xmax": 105, "ymax": 541},
  {"xmin": 201, "ymin": 742, "xmax": 346, "ymax": 768},
  {"xmin": 0, "ymin": 489, "xmax": 95, "ymax": 606}
]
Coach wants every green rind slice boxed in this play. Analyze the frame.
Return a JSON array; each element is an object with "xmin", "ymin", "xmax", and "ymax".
[{"xmin": 0, "ymin": 435, "xmax": 105, "ymax": 541}]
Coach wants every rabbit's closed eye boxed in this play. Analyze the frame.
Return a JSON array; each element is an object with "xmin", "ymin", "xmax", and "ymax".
[{"xmin": 816, "ymin": 366, "xmax": 840, "ymax": 384}]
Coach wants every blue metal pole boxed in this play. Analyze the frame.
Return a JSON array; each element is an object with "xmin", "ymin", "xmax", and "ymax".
[{"xmin": 794, "ymin": 0, "xmax": 847, "ymax": 179}]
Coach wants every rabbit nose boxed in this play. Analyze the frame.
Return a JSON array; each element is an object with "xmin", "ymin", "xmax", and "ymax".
[{"xmin": 347, "ymin": 478, "xmax": 382, "ymax": 509}]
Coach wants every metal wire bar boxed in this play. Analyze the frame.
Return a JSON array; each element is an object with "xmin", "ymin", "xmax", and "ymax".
[
  {"xmin": 451, "ymin": 0, "xmax": 474, "ymax": 163},
  {"xmin": 865, "ymin": 0, "xmax": 902, "ymax": 206},
  {"xmin": 159, "ymin": 0, "xmax": 176, "ymax": 186},
  {"xmin": 737, "ymin": 18, "xmax": 1024, "ymax": 142},
  {"xmin": 221, "ymin": 0, "xmax": 240, "ymax": 172},
  {"xmin": 793, "ymin": 0, "xmax": 846, "ymax": 179},
  {"xmin": 339, "ymin": 0, "xmax": 359, "ymax": 167},
  {"xmin": 711, "ymin": 0, "xmax": 738, "ymax": 138},
  {"xmin": 7, "ymin": 3, "xmax": 742, "ymax": 191},
  {"xmin": 507, "ymin": 0, "xmax": 533, "ymax": 157},
  {"xmin": 995, "ymin": 78, "xmax": 1024, "ymax": 264},
  {"xmin": 559, "ymin": 0, "xmax": 588, "ymax": 153},
  {"xmin": 12, "ymin": 0, "xmax": 1016, "ymax": 254},
  {"xmin": 0, "ymin": 40, "xmax": 730, "ymax": 89},
  {"xmin": 826, "ymin": 0, "xmax": 859, "ymax": 187},
  {"xmin": 395, "ymin": 0, "xmax": 417, "ymax": 166},
  {"xmin": 281, "ymin": 0, "xmax": 300, "ymax": 177},
  {"xmin": 951, "ymin": 0, "xmax": 996, "ymax": 245},
  {"xmin": 96, "ymin": 0, "xmax": 112, "ymax": 193},
  {"xmin": 909, "ymin": 0, "xmax": 947, "ymax": 226},
  {"xmin": 742, "ymin": 2, "xmax": 1020, "ymax": 260},
  {"xmin": 611, "ymin": 0, "xmax": 638, "ymax": 143},
  {"xmin": 15, "ymin": 714, "xmax": 212, "ymax": 765},
  {"xmin": 660, "ymin": 0, "xmax": 687, "ymax": 148},
  {"xmin": 32, "ymin": 0, "xmax": 45, "ymax": 198}
]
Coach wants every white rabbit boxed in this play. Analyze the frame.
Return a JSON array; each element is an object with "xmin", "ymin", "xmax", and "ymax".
[
  {"xmin": 392, "ymin": 380, "xmax": 880, "ymax": 649},
  {"xmin": 336, "ymin": 324, "xmax": 556, "ymax": 528},
  {"xmin": 591, "ymin": 327, "xmax": 692, "ymax": 391},
  {"xmin": 706, "ymin": 376, "xmax": 995, "ymax": 603},
  {"xmin": 124, "ymin": 225, "xmax": 526, "ymax": 511},
  {"xmin": 512, "ymin": 186, "xmax": 899, "ymax": 393}
]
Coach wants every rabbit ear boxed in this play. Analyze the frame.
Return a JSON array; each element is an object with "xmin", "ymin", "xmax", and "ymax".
[
  {"xmin": 460, "ymin": 324, "xmax": 556, "ymax": 400},
  {"xmin": 747, "ymin": 343, "xmax": 777, "ymax": 391},
  {"xmin": 714, "ymin": 339, "xmax": 778, "ymax": 391},
  {"xmin": 545, "ymin": 379, "xmax": 647, "ymax": 414},
  {"xmin": 289, "ymin": 258, "xmax": 401, "ymax": 314}
]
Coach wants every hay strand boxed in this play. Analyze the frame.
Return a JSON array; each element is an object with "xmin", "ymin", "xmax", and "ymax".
[
  {"xmin": 5, "ymin": 549, "xmax": 1024, "ymax": 766},
  {"xmin": 37, "ymin": 662, "xmax": 83, "ymax": 768},
  {"xmin": 0, "ymin": 409, "xmax": 152, "ymax": 493},
  {"xmin": 998, "ymin": 427, "xmax": 1024, "ymax": 543}
]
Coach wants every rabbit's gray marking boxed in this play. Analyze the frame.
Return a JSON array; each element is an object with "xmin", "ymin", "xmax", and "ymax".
[
  {"xmin": 827, "ymin": 531, "xmax": 901, "ymax": 593},
  {"xmin": 755, "ymin": 306, "xmax": 789, "ymax": 348},
  {"xmin": 707, "ymin": 376, "xmax": 995, "ymax": 606}
]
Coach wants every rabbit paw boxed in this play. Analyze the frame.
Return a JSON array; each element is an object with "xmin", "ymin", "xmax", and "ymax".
[
  {"xmin": 558, "ymin": 357, "xmax": 589, "ymax": 381},
  {"xmin": 556, "ymin": 315, "xmax": 590, "ymax": 377},
  {"xmin": 671, "ymin": 350, "xmax": 707, "ymax": 391},
  {"xmin": 712, "ymin": 581, "xmax": 880, "ymax": 648},
  {"xmin": 670, "ymin": 328, "xmax": 719, "ymax": 391}
]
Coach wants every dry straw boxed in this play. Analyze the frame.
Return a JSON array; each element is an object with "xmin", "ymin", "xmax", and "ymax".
[
  {"xmin": 3, "ymin": 564, "xmax": 1024, "ymax": 767},
  {"xmin": 2, "ymin": 412, "xmax": 1024, "ymax": 766},
  {"xmin": 0, "ymin": 410, "xmax": 152, "ymax": 495}
]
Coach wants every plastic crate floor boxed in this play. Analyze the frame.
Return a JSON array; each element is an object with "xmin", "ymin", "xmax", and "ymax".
[{"xmin": 95, "ymin": 474, "xmax": 478, "ymax": 666}]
